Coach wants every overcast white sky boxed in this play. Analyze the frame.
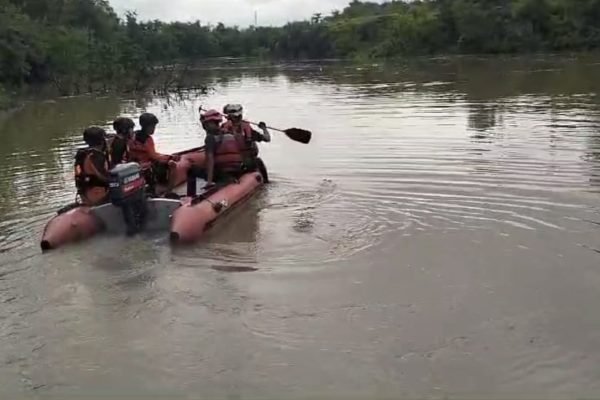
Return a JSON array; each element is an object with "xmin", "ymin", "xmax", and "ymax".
[{"xmin": 110, "ymin": 0, "xmax": 379, "ymax": 27}]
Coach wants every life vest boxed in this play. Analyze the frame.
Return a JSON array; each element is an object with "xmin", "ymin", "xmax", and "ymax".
[
  {"xmin": 221, "ymin": 121, "xmax": 256, "ymax": 158},
  {"xmin": 213, "ymin": 132, "xmax": 246, "ymax": 172},
  {"xmin": 222, "ymin": 120, "xmax": 253, "ymax": 137},
  {"xmin": 128, "ymin": 132, "xmax": 170, "ymax": 168},
  {"xmin": 74, "ymin": 148, "xmax": 108, "ymax": 190},
  {"xmin": 128, "ymin": 133, "xmax": 153, "ymax": 168}
]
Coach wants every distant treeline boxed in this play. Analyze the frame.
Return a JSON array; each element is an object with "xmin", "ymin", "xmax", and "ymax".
[{"xmin": 2, "ymin": 0, "xmax": 600, "ymax": 102}]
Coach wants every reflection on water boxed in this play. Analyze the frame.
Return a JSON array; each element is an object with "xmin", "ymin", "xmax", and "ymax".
[{"xmin": 1, "ymin": 55, "xmax": 600, "ymax": 396}]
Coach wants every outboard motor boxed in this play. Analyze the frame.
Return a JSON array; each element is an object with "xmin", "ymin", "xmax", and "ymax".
[{"xmin": 108, "ymin": 162, "xmax": 147, "ymax": 235}]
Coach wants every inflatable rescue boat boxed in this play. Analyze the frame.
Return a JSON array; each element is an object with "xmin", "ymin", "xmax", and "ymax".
[{"xmin": 40, "ymin": 147, "xmax": 266, "ymax": 251}]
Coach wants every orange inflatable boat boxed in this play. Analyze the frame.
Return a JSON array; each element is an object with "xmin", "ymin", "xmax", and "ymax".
[
  {"xmin": 40, "ymin": 147, "xmax": 267, "ymax": 251},
  {"xmin": 170, "ymin": 171, "xmax": 264, "ymax": 244}
]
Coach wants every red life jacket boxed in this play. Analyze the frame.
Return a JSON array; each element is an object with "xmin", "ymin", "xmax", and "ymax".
[
  {"xmin": 221, "ymin": 121, "xmax": 257, "ymax": 158},
  {"xmin": 214, "ymin": 132, "xmax": 246, "ymax": 172}
]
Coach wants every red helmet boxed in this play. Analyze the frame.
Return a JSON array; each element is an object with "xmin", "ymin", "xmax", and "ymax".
[{"xmin": 200, "ymin": 109, "xmax": 222, "ymax": 123}]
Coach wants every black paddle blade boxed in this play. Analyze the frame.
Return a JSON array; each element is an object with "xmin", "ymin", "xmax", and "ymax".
[{"xmin": 284, "ymin": 128, "xmax": 312, "ymax": 144}]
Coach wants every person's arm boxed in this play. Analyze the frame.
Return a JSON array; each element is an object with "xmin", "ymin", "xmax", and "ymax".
[
  {"xmin": 204, "ymin": 134, "xmax": 216, "ymax": 186},
  {"xmin": 206, "ymin": 153, "xmax": 215, "ymax": 185},
  {"xmin": 146, "ymin": 136, "xmax": 174, "ymax": 163},
  {"xmin": 251, "ymin": 122, "xmax": 271, "ymax": 142},
  {"xmin": 89, "ymin": 152, "xmax": 108, "ymax": 183}
]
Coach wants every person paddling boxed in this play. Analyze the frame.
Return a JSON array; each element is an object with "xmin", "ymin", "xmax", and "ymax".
[
  {"xmin": 109, "ymin": 117, "xmax": 134, "ymax": 167},
  {"xmin": 188, "ymin": 108, "xmax": 265, "ymax": 196},
  {"xmin": 222, "ymin": 103, "xmax": 270, "ymax": 154},
  {"xmin": 221, "ymin": 104, "xmax": 270, "ymax": 181},
  {"xmin": 128, "ymin": 113, "xmax": 180, "ymax": 194},
  {"xmin": 74, "ymin": 127, "xmax": 110, "ymax": 205}
]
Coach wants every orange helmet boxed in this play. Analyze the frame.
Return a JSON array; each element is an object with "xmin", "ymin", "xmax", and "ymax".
[{"xmin": 200, "ymin": 109, "xmax": 222, "ymax": 123}]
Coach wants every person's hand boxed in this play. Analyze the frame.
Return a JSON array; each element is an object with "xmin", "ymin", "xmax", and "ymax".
[{"xmin": 258, "ymin": 121, "xmax": 267, "ymax": 130}]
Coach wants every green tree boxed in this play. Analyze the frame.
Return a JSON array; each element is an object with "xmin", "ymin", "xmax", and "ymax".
[{"xmin": 4, "ymin": 0, "xmax": 600, "ymax": 109}]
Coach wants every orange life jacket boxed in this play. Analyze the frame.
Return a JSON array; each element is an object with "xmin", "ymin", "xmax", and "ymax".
[
  {"xmin": 129, "ymin": 134, "xmax": 153, "ymax": 168},
  {"xmin": 214, "ymin": 132, "xmax": 246, "ymax": 172},
  {"xmin": 221, "ymin": 121, "xmax": 256, "ymax": 158},
  {"xmin": 128, "ymin": 132, "xmax": 171, "ymax": 168},
  {"xmin": 74, "ymin": 148, "xmax": 109, "ymax": 205},
  {"xmin": 222, "ymin": 120, "xmax": 253, "ymax": 136}
]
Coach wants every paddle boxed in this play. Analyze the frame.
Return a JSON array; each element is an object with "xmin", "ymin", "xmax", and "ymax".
[{"xmin": 199, "ymin": 106, "xmax": 312, "ymax": 144}]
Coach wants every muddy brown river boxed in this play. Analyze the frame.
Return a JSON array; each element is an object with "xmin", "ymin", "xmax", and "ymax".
[{"xmin": 1, "ymin": 56, "xmax": 600, "ymax": 397}]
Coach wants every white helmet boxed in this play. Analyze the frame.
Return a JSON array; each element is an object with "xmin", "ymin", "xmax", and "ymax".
[{"xmin": 223, "ymin": 104, "xmax": 243, "ymax": 118}]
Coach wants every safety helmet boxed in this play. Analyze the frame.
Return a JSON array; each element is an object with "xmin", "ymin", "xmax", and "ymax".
[
  {"xmin": 223, "ymin": 104, "xmax": 243, "ymax": 118},
  {"xmin": 113, "ymin": 117, "xmax": 135, "ymax": 134},
  {"xmin": 200, "ymin": 109, "xmax": 223, "ymax": 123},
  {"xmin": 83, "ymin": 126, "xmax": 106, "ymax": 147},
  {"xmin": 139, "ymin": 112, "xmax": 159, "ymax": 128}
]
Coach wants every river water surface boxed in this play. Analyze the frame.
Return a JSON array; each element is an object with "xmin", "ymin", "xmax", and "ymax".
[{"xmin": 1, "ymin": 56, "xmax": 600, "ymax": 397}]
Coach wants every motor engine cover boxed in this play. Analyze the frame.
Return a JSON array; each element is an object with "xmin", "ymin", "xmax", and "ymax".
[{"xmin": 108, "ymin": 162, "xmax": 145, "ymax": 205}]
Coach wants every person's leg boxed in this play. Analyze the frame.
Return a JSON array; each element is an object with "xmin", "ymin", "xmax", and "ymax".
[
  {"xmin": 152, "ymin": 162, "xmax": 169, "ymax": 184},
  {"xmin": 166, "ymin": 161, "xmax": 178, "ymax": 191},
  {"xmin": 242, "ymin": 158, "xmax": 268, "ymax": 183},
  {"xmin": 186, "ymin": 165, "xmax": 207, "ymax": 197},
  {"xmin": 142, "ymin": 167, "xmax": 156, "ymax": 196}
]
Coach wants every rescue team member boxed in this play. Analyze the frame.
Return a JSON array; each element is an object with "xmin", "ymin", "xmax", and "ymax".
[
  {"xmin": 128, "ymin": 113, "xmax": 180, "ymax": 194},
  {"xmin": 186, "ymin": 109, "xmax": 223, "ymax": 196},
  {"xmin": 187, "ymin": 108, "xmax": 251, "ymax": 196},
  {"xmin": 109, "ymin": 117, "xmax": 134, "ymax": 167},
  {"xmin": 74, "ymin": 127, "xmax": 109, "ymax": 205},
  {"xmin": 221, "ymin": 103, "xmax": 270, "ymax": 182},
  {"xmin": 222, "ymin": 103, "xmax": 270, "ymax": 160}
]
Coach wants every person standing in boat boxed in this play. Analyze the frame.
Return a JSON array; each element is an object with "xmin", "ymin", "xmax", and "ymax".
[
  {"xmin": 74, "ymin": 127, "xmax": 110, "ymax": 205},
  {"xmin": 128, "ymin": 113, "xmax": 180, "ymax": 194},
  {"xmin": 221, "ymin": 103, "xmax": 270, "ymax": 181},
  {"xmin": 109, "ymin": 117, "xmax": 134, "ymax": 168}
]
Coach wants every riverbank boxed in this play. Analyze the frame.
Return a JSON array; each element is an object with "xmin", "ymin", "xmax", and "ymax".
[
  {"xmin": 4, "ymin": 51, "xmax": 598, "ymax": 110},
  {"xmin": 3, "ymin": 0, "xmax": 600, "ymax": 101},
  {"xmin": 0, "ymin": 86, "xmax": 15, "ymax": 111}
]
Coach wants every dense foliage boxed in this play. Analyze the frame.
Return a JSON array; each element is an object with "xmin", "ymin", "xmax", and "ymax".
[{"xmin": 2, "ymin": 0, "xmax": 600, "ymax": 102}]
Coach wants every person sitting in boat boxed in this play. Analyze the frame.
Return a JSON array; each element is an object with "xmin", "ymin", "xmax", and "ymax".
[
  {"xmin": 221, "ymin": 103, "xmax": 270, "ymax": 180},
  {"xmin": 128, "ymin": 112, "xmax": 180, "ymax": 194},
  {"xmin": 187, "ymin": 108, "xmax": 258, "ymax": 196},
  {"xmin": 109, "ymin": 117, "xmax": 134, "ymax": 167},
  {"xmin": 186, "ymin": 109, "xmax": 224, "ymax": 196},
  {"xmin": 74, "ymin": 127, "xmax": 110, "ymax": 206}
]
